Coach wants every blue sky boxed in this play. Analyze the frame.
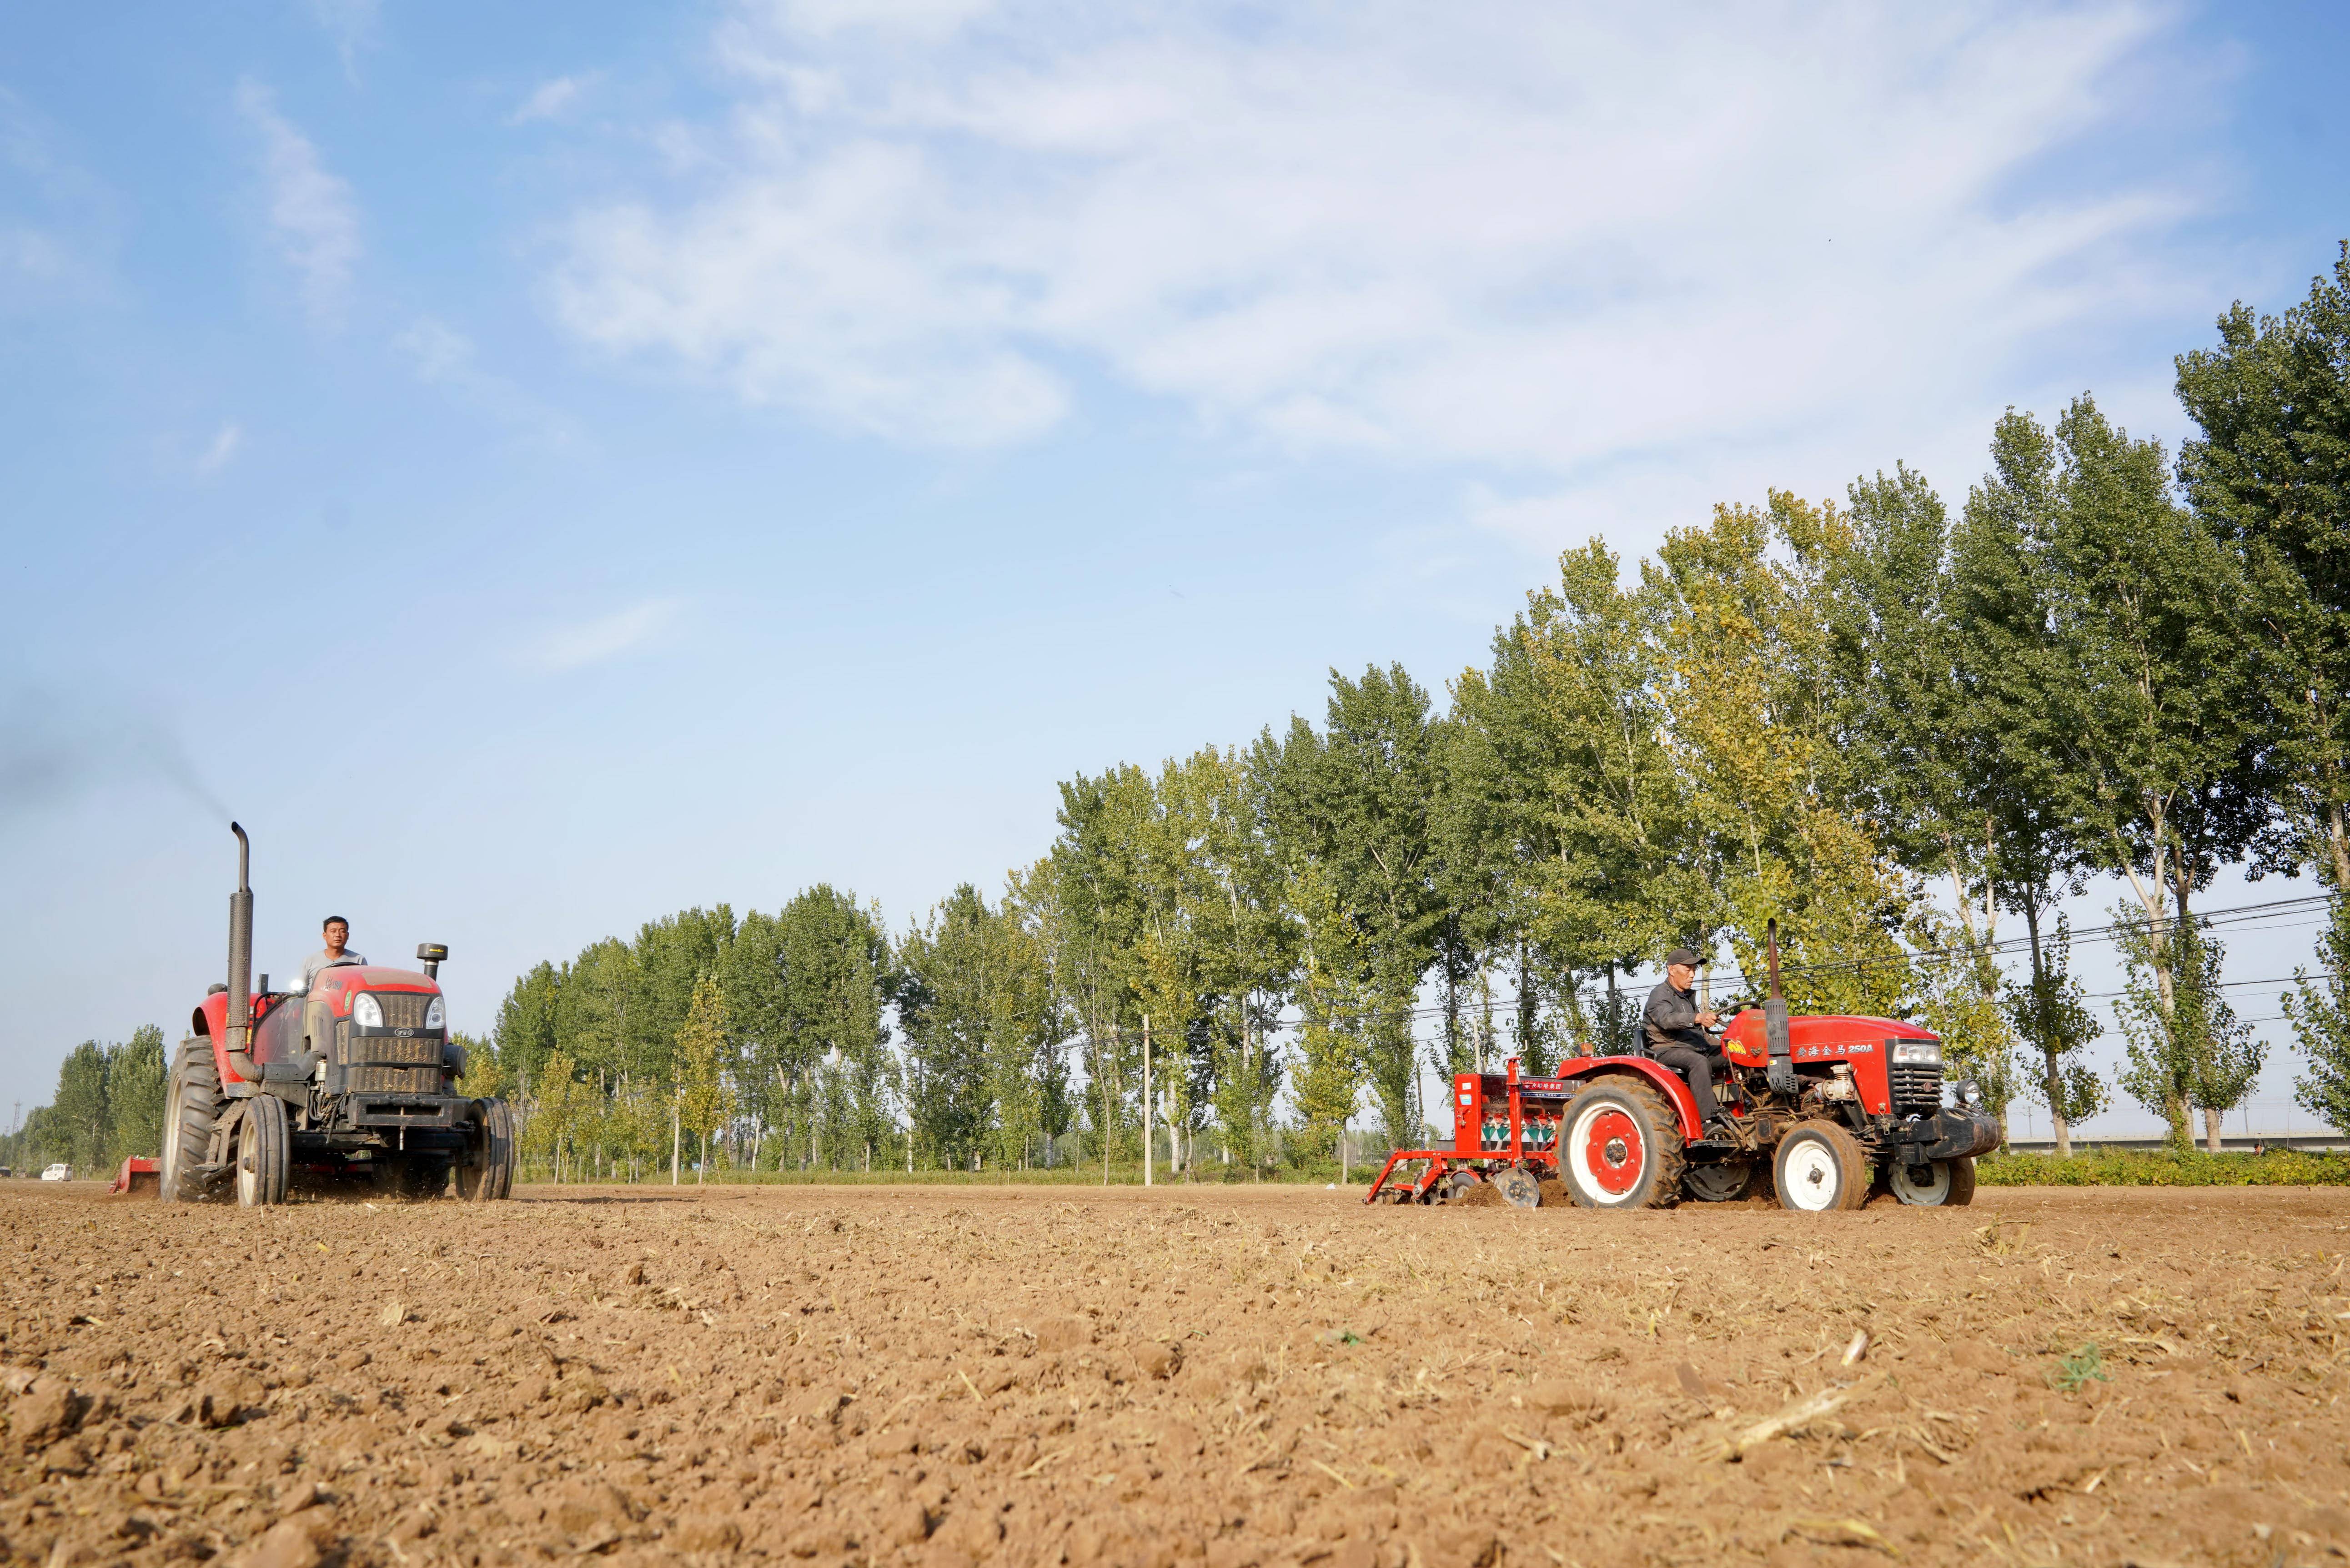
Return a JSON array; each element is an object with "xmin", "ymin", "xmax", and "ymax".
[{"xmin": 4, "ymin": 0, "xmax": 2347, "ymax": 1137}]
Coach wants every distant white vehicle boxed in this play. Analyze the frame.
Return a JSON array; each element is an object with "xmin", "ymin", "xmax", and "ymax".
[{"xmin": 40, "ymin": 1163, "xmax": 70, "ymax": 1181}]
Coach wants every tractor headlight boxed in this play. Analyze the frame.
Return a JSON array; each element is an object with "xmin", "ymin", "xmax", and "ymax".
[
  {"xmin": 352, "ymin": 993, "xmax": 384, "ymax": 1030},
  {"xmin": 425, "ymin": 996, "xmax": 445, "ymax": 1031},
  {"xmin": 1891, "ymin": 1040, "xmax": 1942, "ymax": 1065},
  {"xmin": 1954, "ymin": 1078, "xmax": 1983, "ymax": 1109}
]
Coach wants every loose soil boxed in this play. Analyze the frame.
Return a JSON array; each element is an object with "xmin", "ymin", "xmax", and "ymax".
[{"xmin": 5, "ymin": 1181, "xmax": 2348, "ymax": 1568}]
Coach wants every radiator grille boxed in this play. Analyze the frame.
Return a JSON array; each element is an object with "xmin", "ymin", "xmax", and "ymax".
[
  {"xmin": 1889, "ymin": 1063, "xmax": 1942, "ymax": 1114},
  {"xmin": 346, "ymin": 1065, "xmax": 442, "ymax": 1094},
  {"xmin": 375, "ymin": 992, "xmax": 435, "ymax": 1030},
  {"xmin": 335, "ymin": 1025, "xmax": 442, "ymax": 1066}
]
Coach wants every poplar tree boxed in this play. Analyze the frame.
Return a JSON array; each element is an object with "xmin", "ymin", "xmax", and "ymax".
[
  {"xmin": 1257, "ymin": 665, "xmax": 1444, "ymax": 1149},
  {"xmin": 675, "ymin": 972, "xmax": 734, "ymax": 1182},
  {"xmin": 2036, "ymin": 396, "xmax": 2266, "ymax": 1147}
]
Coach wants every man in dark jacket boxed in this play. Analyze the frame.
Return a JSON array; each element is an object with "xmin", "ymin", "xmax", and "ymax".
[{"xmin": 1643, "ymin": 946, "xmax": 1723, "ymax": 1126}]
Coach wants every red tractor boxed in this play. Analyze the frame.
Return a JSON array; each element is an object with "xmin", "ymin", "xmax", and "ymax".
[
  {"xmin": 1365, "ymin": 927, "xmax": 2001, "ymax": 1211},
  {"xmin": 159, "ymin": 824, "xmax": 518, "ymax": 1206}
]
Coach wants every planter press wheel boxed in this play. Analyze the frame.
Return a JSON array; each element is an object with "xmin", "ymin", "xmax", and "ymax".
[
  {"xmin": 1887, "ymin": 1155, "xmax": 1977, "ymax": 1207},
  {"xmin": 1491, "ymin": 1167, "xmax": 1542, "ymax": 1208},
  {"xmin": 1558, "ymin": 1079, "xmax": 1684, "ymax": 1209},
  {"xmin": 1683, "ymin": 1160, "xmax": 1757, "ymax": 1203},
  {"xmin": 1772, "ymin": 1120, "xmax": 1869, "ymax": 1212}
]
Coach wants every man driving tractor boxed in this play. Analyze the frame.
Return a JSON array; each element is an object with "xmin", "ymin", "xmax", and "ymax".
[{"xmin": 1643, "ymin": 946, "xmax": 1726, "ymax": 1130}]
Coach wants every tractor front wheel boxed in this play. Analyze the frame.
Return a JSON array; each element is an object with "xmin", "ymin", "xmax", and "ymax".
[
  {"xmin": 1773, "ymin": 1120, "xmax": 1868, "ymax": 1212},
  {"xmin": 1887, "ymin": 1155, "xmax": 1977, "ymax": 1207},
  {"xmin": 161, "ymin": 1040, "xmax": 222, "ymax": 1203},
  {"xmin": 456, "ymin": 1099, "xmax": 517, "ymax": 1201},
  {"xmin": 235, "ymin": 1095, "xmax": 290, "ymax": 1207},
  {"xmin": 1559, "ymin": 1079, "xmax": 1685, "ymax": 1209}
]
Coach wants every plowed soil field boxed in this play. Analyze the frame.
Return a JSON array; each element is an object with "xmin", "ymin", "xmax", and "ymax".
[{"xmin": 5, "ymin": 1181, "xmax": 2349, "ymax": 1568}]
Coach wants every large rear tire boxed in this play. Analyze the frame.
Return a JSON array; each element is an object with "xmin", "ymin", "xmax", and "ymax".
[
  {"xmin": 235, "ymin": 1094, "xmax": 290, "ymax": 1207},
  {"xmin": 1559, "ymin": 1079, "xmax": 1685, "ymax": 1210},
  {"xmin": 1773, "ymin": 1120, "xmax": 1868, "ymax": 1212},
  {"xmin": 1888, "ymin": 1155, "xmax": 1977, "ymax": 1207},
  {"xmin": 161, "ymin": 1040, "xmax": 223, "ymax": 1203}
]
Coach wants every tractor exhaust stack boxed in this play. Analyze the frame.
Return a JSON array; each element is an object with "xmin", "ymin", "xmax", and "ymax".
[
  {"xmin": 1764, "ymin": 919, "xmax": 1798, "ymax": 1095},
  {"xmin": 225, "ymin": 822, "xmax": 256, "ymax": 1079}
]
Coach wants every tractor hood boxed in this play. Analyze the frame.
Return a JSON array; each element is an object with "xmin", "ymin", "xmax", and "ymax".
[
  {"xmin": 1722, "ymin": 1010, "xmax": 1938, "ymax": 1063},
  {"xmin": 193, "ymin": 966, "xmax": 442, "ymax": 1041}
]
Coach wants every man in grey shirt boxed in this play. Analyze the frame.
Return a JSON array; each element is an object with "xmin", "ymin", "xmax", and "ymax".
[
  {"xmin": 299, "ymin": 916, "xmax": 368, "ymax": 987},
  {"xmin": 1642, "ymin": 946, "xmax": 1723, "ymax": 1126}
]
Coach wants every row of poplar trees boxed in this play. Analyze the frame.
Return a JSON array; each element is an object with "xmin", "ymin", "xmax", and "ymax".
[{"xmin": 468, "ymin": 245, "xmax": 2350, "ymax": 1172}]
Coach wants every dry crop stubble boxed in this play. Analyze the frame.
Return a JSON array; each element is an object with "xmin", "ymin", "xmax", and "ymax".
[{"xmin": 0, "ymin": 1183, "xmax": 2347, "ymax": 1567}]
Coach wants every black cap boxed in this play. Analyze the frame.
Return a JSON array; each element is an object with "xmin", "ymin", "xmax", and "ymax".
[{"xmin": 1663, "ymin": 947, "xmax": 1702, "ymax": 968}]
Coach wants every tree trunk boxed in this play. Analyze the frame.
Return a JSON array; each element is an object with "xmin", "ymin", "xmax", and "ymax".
[{"xmin": 2202, "ymin": 1104, "xmax": 2225, "ymax": 1155}]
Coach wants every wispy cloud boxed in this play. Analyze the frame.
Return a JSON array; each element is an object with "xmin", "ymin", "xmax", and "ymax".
[
  {"xmin": 520, "ymin": 600, "xmax": 683, "ymax": 673},
  {"xmin": 510, "ymin": 74, "xmax": 595, "ymax": 125},
  {"xmin": 0, "ymin": 88, "xmax": 118, "ymax": 306},
  {"xmin": 394, "ymin": 315, "xmax": 577, "ymax": 447},
  {"xmin": 306, "ymin": 0, "xmax": 380, "ymax": 80},
  {"xmin": 236, "ymin": 79, "xmax": 361, "ymax": 329},
  {"xmin": 195, "ymin": 423, "xmax": 242, "ymax": 476},
  {"xmin": 550, "ymin": 0, "xmax": 2220, "ymax": 538}
]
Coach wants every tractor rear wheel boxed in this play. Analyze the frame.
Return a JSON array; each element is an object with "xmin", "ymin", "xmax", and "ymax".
[
  {"xmin": 1773, "ymin": 1120, "xmax": 1868, "ymax": 1212},
  {"xmin": 1888, "ymin": 1155, "xmax": 1977, "ymax": 1207},
  {"xmin": 457, "ymin": 1098, "xmax": 517, "ymax": 1201},
  {"xmin": 1559, "ymin": 1079, "xmax": 1685, "ymax": 1210},
  {"xmin": 235, "ymin": 1095, "xmax": 290, "ymax": 1207},
  {"xmin": 161, "ymin": 1040, "xmax": 222, "ymax": 1203}
]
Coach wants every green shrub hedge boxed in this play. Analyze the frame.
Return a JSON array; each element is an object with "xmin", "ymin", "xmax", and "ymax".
[{"xmin": 1977, "ymin": 1147, "xmax": 2350, "ymax": 1186}]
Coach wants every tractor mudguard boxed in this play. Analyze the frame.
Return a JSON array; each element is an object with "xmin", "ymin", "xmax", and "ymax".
[{"xmin": 1552, "ymin": 1056, "xmax": 1704, "ymax": 1141}]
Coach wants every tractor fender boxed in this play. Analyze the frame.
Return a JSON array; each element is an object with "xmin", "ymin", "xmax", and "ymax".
[
  {"xmin": 1555, "ymin": 1057, "xmax": 1703, "ymax": 1141},
  {"xmin": 190, "ymin": 992, "xmax": 256, "ymax": 1088}
]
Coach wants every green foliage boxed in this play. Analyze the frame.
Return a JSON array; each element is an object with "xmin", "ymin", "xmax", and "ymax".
[
  {"xmin": 3, "ymin": 1028, "xmax": 171, "ymax": 1176},
  {"xmin": 2285, "ymin": 896, "xmax": 2350, "ymax": 1136},
  {"xmin": 2047, "ymin": 1344, "xmax": 2111, "ymax": 1394},
  {"xmin": 2176, "ymin": 242, "xmax": 2350, "ymax": 888},
  {"xmin": 2114, "ymin": 910, "xmax": 2265, "ymax": 1148},
  {"xmin": 898, "ymin": 884, "xmax": 1063, "ymax": 1170},
  {"xmin": 1978, "ymin": 1147, "xmax": 2350, "ymax": 1186},
  {"xmin": 2005, "ymin": 917, "xmax": 2108, "ymax": 1141}
]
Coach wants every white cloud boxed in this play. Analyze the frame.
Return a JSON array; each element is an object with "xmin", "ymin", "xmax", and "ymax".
[
  {"xmin": 236, "ymin": 79, "xmax": 361, "ymax": 329},
  {"xmin": 195, "ymin": 423, "xmax": 242, "ymax": 475},
  {"xmin": 395, "ymin": 315, "xmax": 577, "ymax": 446},
  {"xmin": 549, "ymin": 1, "xmax": 2224, "ymax": 533},
  {"xmin": 511, "ymin": 75, "xmax": 593, "ymax": 125},
  {"xmin": 0, "ymin": 88, "xmax": 117, "ymax": 305},
  {"xmin": 306, "ymin": 0, "xmax": 380, "ymax": 78},
  {"xmin": 520, "ymin": 600, "xmax": 683, "ymax": 673}
]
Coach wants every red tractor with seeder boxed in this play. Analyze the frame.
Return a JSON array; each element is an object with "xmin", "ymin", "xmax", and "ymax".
[
  {"xmin": 158, "ymin": 824, "xmax": 519, "ymax": 1205},
  {"xmin": 1365, "ymin": 924, "xmax": 2000, "ymax": 1211}
]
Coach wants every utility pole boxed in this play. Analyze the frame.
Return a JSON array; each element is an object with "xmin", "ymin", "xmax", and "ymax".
[{"xmin": 1142, "ymin": 1014, "xmax": 1153, "ymax": 1187}]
